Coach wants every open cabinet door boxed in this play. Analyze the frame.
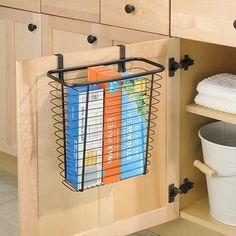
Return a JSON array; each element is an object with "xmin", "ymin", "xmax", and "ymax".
[{"xmin": 16, "ymin": 38, "xmax": 180, "ymax": 236}]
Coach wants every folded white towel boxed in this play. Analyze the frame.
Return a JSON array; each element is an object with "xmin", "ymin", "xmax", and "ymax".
[
  {"xmin": 197, "ymin": 73, "xmax": 236, "ymax": 102},
  {"xmin": 195, "ymin": 94, "xmax": 236, "ymax": 114}
]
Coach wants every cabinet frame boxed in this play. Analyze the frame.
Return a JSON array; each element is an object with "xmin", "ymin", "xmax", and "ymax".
[{"xmin": 0, "ymin": 6, "xmax": 41, "ymax": 157}]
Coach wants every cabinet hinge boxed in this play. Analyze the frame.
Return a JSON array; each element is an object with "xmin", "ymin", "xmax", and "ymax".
[
  {"xmin": 169, "ymin": 178, "xmax": 194, "ymax": 203},
  {"xmin": 169, "ymin": 55, "xmax": 194, "ymax": 77}
]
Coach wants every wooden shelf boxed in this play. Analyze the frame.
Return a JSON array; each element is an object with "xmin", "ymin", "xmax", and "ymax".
[
  {"xmin": 180, "ymin": 198, "xmax": 236, "ymax": 236},
  {"xmin": 186, "ymin": 104, "xmax": 236, "ymax": 125}
]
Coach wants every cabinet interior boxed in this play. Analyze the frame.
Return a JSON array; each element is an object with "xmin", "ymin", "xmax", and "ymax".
[{"xmin": 179, "ymin": 39, "xmax": 236, "ymax": 234}]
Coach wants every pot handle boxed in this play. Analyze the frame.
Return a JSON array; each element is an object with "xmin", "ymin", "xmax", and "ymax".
[{"xmin": 193, "ymin": 160, "xmax": 216, "ymax": 178}]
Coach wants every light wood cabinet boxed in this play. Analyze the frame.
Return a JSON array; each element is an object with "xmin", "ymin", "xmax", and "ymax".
[
  {"xmin": 0, "ymin": 7, "xmax": 41, "ymax": 157},
  {"xmin": 41, "ymin": 0, "xmax": 100, "ymax": 23},
  {"xmin": 0, "ymin": 0, "xmax": 40, "ymax": 12},
  {"xmin": 4, "ymin": 2, "xmax": 236, "ymax": 236},
  {"xmin": 101, "ymin": 0, "xmax": 169, "ymax": 35},
  {"xmin": 171, "ymin": 0, "xmax": 236, "ymax": 47}
]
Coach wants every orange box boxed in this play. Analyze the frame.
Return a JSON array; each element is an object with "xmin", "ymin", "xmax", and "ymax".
[
  {"xmin": 88, "ymin": 68, "xmax": 121, "ymax": 183},
  {"xmin": 88, "ymin": 66, "xmax": 108, "ymax": 81}
]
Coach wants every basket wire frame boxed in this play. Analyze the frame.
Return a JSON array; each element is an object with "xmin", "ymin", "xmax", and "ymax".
[{"xmin": 48, "ymin": 52, "xmax": 164, "ymax": 192}]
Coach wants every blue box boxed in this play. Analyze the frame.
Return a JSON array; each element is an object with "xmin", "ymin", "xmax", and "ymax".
[
  {"xmin": 66, "ymin": 85, "xmax": 103, "ymax": 190},
  {"xmin": 121, "ymin": 73, "xmax": 147, "ymax": 179}
]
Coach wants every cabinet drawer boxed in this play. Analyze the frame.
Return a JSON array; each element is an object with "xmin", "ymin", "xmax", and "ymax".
[
  {"xmin": 101, "ymin": 0, "xmax": 169, "ymax": 35},
  {"xmin": 41, "ymin": 0, "xmax": 99, "ymax": 23},
  {"xmin": 171, "ymin": 0, "xmax": 236, "ymax": 47},
  {"xmin": 42, "ymin": 14, "xmax": 166, "ymax": 56},
  {"xmin": 0, "ymin": 0, "xmax": 40, "ymax": 12}
]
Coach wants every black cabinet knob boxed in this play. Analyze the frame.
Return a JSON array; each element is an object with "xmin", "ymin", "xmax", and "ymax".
[
  {"xmin": 87, "ymin": 35, "xmax": 97, "ymax": 44},
  {"xmin": 124, "ymin": 4, "xmax": 135, "ymax": 14},
  {"xmin": 28, "ymin": 24, "xmax": 37, "ymax": 32},
  {"xmin": 233, "ymin": 20, "xmax": 236, "ymax": 29}
]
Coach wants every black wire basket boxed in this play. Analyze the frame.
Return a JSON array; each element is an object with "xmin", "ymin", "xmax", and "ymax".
[{"xmin": 47, "ymin": 47, "xmax": 165, "ymax": 192}]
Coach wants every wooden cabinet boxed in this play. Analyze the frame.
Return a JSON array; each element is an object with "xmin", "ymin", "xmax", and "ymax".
[
  {"xmin": 171, "ymin": 0, "xmax": 236, "ymax": 47},
  {"xmin": 6, "ymin": 2, "xmax": 236, "ymax": 236},
  {"xmin": 41, "ymin": 0, "xmax": 100, "ymax": 23},
  {"xmin": 16, "ymin": 35, "xmax": 236, "ymax": 236},
  {"xmin": 42, "ymin": 14, "xmax": 166, "ymax": 55},
  {"xmin": 101, "ymin": 0, "xmax": 169, "ymax": 35},
  {"xmin": 0, "ymin": 0, "xmax": 40, "ymax": 12},
  {"xmin": 0, "ymin": 7, "xmax": 41, "ymax": 156}
]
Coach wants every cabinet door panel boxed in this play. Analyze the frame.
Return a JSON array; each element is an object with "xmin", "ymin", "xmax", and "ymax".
[
  {"xmin": 41, "ymin": 0, "xmax": 100, "ymax": 23},
  {"xmin": 0, "ymin": 0, "xmax": 40, "ymax": 12},
  {"xmin": 0, "ymin": 7, "xmax": 41, "ymax": 156},
  {"xmin": 17, "ymin": 38, "xmax": 180, "ymax": 236}
]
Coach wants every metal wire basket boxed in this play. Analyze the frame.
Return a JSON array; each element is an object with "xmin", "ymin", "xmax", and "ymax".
[{"xmin": 47, "ymin": 48, "xmax": 165, "ymax": 192}]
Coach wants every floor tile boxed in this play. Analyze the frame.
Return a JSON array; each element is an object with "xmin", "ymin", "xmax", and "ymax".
[
  {"xmin": 0, "ymin": 174, "xmax": 17, "ymax": 205},
  {"xmin": 0, "ymin": 170, "xmax": 7, "ymax": 177},
  {"xmin": 0, "ymin": 220, "xmax": 18, "ymax": 236},
  {"xmin": 0, "ymin": 198, "xmax": 18, "ymax": 227}
]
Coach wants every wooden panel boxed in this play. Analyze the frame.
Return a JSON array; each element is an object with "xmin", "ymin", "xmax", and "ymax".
[
  {"xmin": 41, "ymin": 0, "xmax": 99, "ymax": 23},
  {"xmin": 114, "ymin": 57, "xmax": 167, "ymax": 221},
  {"xmin": 17, "ymin": 39, "xmax": 180, "ymax": 236},
  {"xmin": 181, "ymin": 198, "xmax": 236, "ymax": 236},
  {"xmin": 42, "ymin": 14, "xmax": 165, "ymax": 56},
  {"xmin": 79, "ymin": 205, "xmax": 178, "ymax": 236},
  {"xmin": 186, "ymin": 104, "xmax": 236, "ymax": 125},
  {"xmin": 0, "ymin": 0, "xmax": 40, "ymax": 12},
  {"xmin": 52, "ymin": 29, "xmax": 97, "ymax": 54},
  {"xmin": 0, "ymin": 7, "xmax": 41, "ymax": 156},
  {"xmin": 101, "ymin": 0, "xmax": 169, "ymax": 35},
  {"xmin": 0, "ymin": 18, "xmax": 7, "ymax": 146},
  {"xmin": 16, "ymin": 58, "xmax": 39, "ymax": 236},
  {"xmin": 180, "ymin": 39, "xmax": 236, "ymax": 209},
  {"xmin": 171, "ymin": 0, "xmax": 236, "ymax": 47}
]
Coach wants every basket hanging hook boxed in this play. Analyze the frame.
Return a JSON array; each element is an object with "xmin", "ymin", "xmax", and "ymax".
[
  {"xmin": 117, "ymin": 45, "xmax": 126, "ymax": 73},
  {"xmin": 55, "ymin": 54, "xmax": 64, "ymax": 80}
]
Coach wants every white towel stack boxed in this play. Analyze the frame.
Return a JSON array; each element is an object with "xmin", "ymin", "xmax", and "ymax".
[{"xmin": 194, "ymin": 73, "xmax": 236, "ymax": 114}]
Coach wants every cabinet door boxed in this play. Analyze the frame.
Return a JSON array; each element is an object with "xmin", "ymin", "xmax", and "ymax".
[
  {"xmin": 42, "ymin": 14, "xmax": 167, "ymax": 56},
  {"xmin": 41, "ymin": 0, "xmax": 100, "ymax": 23},
  {"xmin": 0, "ymin": 0, "xmax": 40, "ymax": 12},
  {"xmin": 17, "ymin": 38, "xmax": 180, "ymax": 236},
  {"xmin": 0, "ymin": 7, "xmax": 41, "ymax": 156}
]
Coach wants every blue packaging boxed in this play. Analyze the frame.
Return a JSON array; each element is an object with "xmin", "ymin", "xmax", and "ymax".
[
  {"xmin": 66, "ymin": 85, "xmax": 103, "ymax": 190},
  {"xmin": 121, "ymin": 73, "xmax": 147, "ymax": 179}
]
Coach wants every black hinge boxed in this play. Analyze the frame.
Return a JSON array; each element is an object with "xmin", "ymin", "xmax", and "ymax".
[
  {"xmin": 169, "ymin": 55, "xmax": 194, "ymax": 77},
  {"xmin": 169, "ymin": 178, "xmax": 194, "ymax": 203}
]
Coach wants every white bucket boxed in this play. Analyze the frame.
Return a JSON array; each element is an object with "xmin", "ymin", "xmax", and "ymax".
[{"xmin": 199, "ymin": 121, "xmax": 236, "ymax": 226}]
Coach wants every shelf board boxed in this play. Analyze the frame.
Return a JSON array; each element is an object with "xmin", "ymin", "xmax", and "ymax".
[
  {"xmin": 186, "ymin": 104, "xmax": 236, "ymax": 125},
  {"xmin": 180, "ymin": 198, "xmax": 236, "ymax": 236}
]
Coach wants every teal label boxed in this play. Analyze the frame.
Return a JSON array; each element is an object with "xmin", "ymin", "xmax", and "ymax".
[{"xmin": 108, "ymin": 81, "xmax": 120, "ymax": 93}]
